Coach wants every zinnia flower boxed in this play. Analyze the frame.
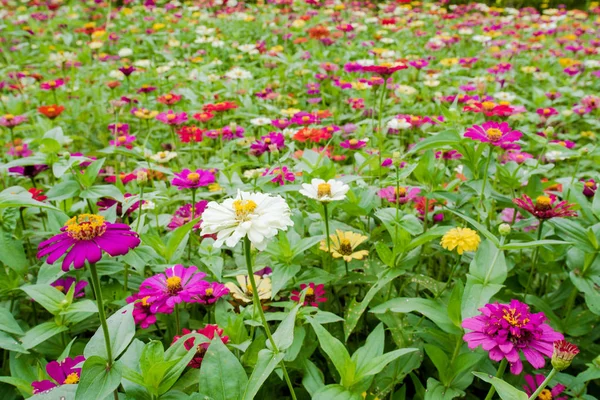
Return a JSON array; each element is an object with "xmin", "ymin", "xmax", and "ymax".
[
  {"xmin": 320, "ymin": 230, "xmax": 369, "ymax": 262},
  {"xmin": 171, "ymin": 169, "xmax": 215, "ymax": 189},
  {"xmin": 225, "ymin": 274, "xmax": 272, "ymax": 304},
  {"xmin": 172, "ymin": 325, "xmax": 229, "ymax": 368},
  {"xmin": 37, "ymin": 214, "xmax": 140, "ymax": 271},
  {"xmin": 551, "ymin": 340, "xmax": 579, "ymax": 371},
  {"xmin": 464, "ymin": 121, "xmax": 522, "ymax": 146},
  {"xmin": 51, "ymin": 277, "xmax": 87, "ymax": 298},
  {"xmin": 300, "ymin": 178, "xmax": 349, "ymax": 202},
  {"xmin": 38, "ymin": 105, "xmax": 65, "ymax": 119},
  {"xmin": 138, "ymin": 265, "xmax": 209, "ymax": 312},
  {"xmin": 290, "ymin": 283, "xmax": 327, "ymax": 307},
  {"xmin": 462, "ymin": 300, "xmax": 564, "ymax": 374},
  {"xmin": 167, "ymin": 201, "xmax": 209, "ymax": 231},
  {"xmin": 191, "ymin": 282, "xmax": 230, "ymax": 304},
  {"xmin": 0, "ymin": 114, "xmax": 27, "ymax": 127},
  {"xmin": 513, "ymin": 195, "xmax": 577, "ymax": 219},
  {"xmin": 156, "ymin": 110, "xmax": 188, "ymax": 125},
  {"xmin": 200, "ymin": 190, "xmax": 293, "ymax": 250},
  {"xmin": 340, "ymin": 138, "xmax": 367, "ymax": 150},
  {"xmin": 378, "ymin": 186, "xmax": 420, "ymax": 204},
  {"xmin": 440, "ymin": 227, "xmax": 481, "ymax": 255},
  {"xmin": 31, "ymin": 356, "xmax": 85, "ymax": 394},
  {"xmin": 523, "ymin": 374, "xmax": 567, "ymax": 400}
]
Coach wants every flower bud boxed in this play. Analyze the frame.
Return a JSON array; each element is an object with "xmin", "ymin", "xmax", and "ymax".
[
  {"xmin": 498, "ymin": 223, "xmax": 511, "ymax": 236},
  {"xmin": 136, "ymin": 170, "xmax": 148, "ymax": 183},
  {"xmin": 544, "ymin": 126, "xmax": 554, "ymax": 137},
  {"xmin": 551, "ymin": 340, "xmax": 579, "ymax": 371}
]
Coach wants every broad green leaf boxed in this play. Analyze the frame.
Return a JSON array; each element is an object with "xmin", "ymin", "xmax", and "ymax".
[
  {"xmin": 0, "ymin": 186, "xmax": 64, "ymax": 213},
  {"xmin": 198, "ymin": 337, "xmax": 248, "ymax": 400},
  {"xmin": 307, "ymin": 318, "xmax": 355, "ymax": 387},
  {"xmin": 0, "ymin": 308, "xmax": 24, "ymax": 335},
  {"xmin": 472, "ymin": 372, "xmax": 528, "ymax": 400},
  {"xmin": 165, "ymin": 218, "xmax": 201, "ymax": 262},
  {"xmin": 356, "ymin": 348, "xmax": 419, "ymax": 379},
  {"xmin": 29, "ymin": 384, "xmax": 76, "ymax": 400},
  {"xmin": 0, "ymin": 376, "xmax": 32, "ymax": 395},
  {"xmin": 80, "ymin": 185, "xmax": 124, "ymax": 201},
  {"xmin": 301, "ymin": 359, "xmax": 325, "ymax": 396},
  {"xmin": 21, "ymin": 284, "xmax": 66, "ymax": 315},
  {"xmin": 406, "ymin": 130, "xmax": 462, "ymax": 155},
  {"xmin": 243, "ymin": 349, "xmax": 285, "ymax": 400},
  {"xmin": 84, "ymin": 303, "xmax": 135, "ymax": 360},
  {"xmin": 0, "ymin": 230, "xmax": 28, "ymax": 274},
  {"xmin": 75, "ymin": 355, "xmax": 122, "ymax": 400},
  {"xmin": 424, "ymin": 378, "xmax": 464, "ymax": 400},
  {"xmin": 21, "ymin": 321, "xmax": 68, "ymax": 350},
  {"xmin": 0, "ymin": 331, "xmax": 28, "ymax": 353},
  {"xmin": 313, "ymin": 384, "xmax": 362, "ymax": 400},
  {"xmin": 268, "ymin": 304, "xmax": 300, "ymax": 352}
]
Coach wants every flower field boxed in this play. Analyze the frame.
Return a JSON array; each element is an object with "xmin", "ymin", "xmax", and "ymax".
[{"xmin": 1, "ymin": 0, "xmax": 600, "ymax": 399}]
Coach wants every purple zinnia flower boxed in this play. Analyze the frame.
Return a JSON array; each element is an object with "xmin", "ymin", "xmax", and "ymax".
[
  {"xmin": 250, "ymin": 132, "xmax": 285, "ymax": 156},
  {"xmin": 0, "ymin": 114, "xmax": 27, "ymax": 127},
  {"xmin": 138, "ymin": 264, "xmax": 209, "ymax": 312},
  {"xmin": 523, "ymin": 374, "xmax": 567, "ymax": 400},
  {"xmin": 462, "ymin": 300, "xmax": 564, "ymax": 374},
  {"xmin": 262, "ymin": 166, "xmax": 295, "ymax": 186},
  {"xmin": 8, "ymin": 164, "xmax": 49, "ymax": 177},
  {"xmin": 171, "ymin": 169, "xmax": 215, "ymax": 189},
  {"xmin": 167, "ymin": 201, "xmax": 209, "ymax": 231},
  {"xmin": 37, "ymin": 214, "xmax": 140, "ymax": 271},
  {"xmin": 51, "ymin": 277, "xmax": 87, "ymax": 298},
  {"xmin": 377, "ymin": 186, "xmax": 420, "ymax": 204},
  {"xmin": 340, "ymin": 138, "xmax": 367, "ymax": 150},
  {"xmin": 156, "ymin": 110, "xmax": 188, "ymax": 125},
  {"xmin": 127, "ymin": 293, "xmax": 171, "ymax": 329},
  {"xmin": 31, "ymin": 356, "xmax": 85, "ymax": 394},
  {"xmin": 464, "ymin": 121, "xmax": 522, "ymax": 146},
  {"xmin": 191, "ymin": 281, "xmax": 230, "ymax": 304}
]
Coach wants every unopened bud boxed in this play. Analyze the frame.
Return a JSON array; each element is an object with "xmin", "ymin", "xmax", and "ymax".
[
  {"xmin": 498, "ymin": 223, "xmax": 511, "ymax": 236},
  {"xmin": 551, "ymin": 340, "xmax": 579, "ymax": 371},
  {"xmin": 544, "ymin": 126, "xmax": 555, "ymax": 136},
  {"xmin": 136, "ymin": 170, "xmax": 148, "ymax": 183}
]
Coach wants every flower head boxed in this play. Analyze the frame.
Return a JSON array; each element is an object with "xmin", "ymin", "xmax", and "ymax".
[
  {"xmin": 171, "ymin": 169, "xmax": 216, "ymax": 190},
  {"xmin": 523, "ymin": 374, "xmax": 566, "ymax": 400},
  {"xmin": 225, "ymin": 275, "xmax": 272, "ymax": 304},
  {"xmin": 167, "ymin": 201, "xmax": 209, "ymax": 231},
  {"xmin": 378, "ymin": 186, "xmax": 420, "ymax": 204},
  {"xmin": 464, "ymin": 121, "xmax": 522, "ymax": 146},
  {"xmin": 200, "ymin": 191, "xmax": 293, "ymax": 250},
  {"xmin": 290, "ymin": 283, "xmax": 327, "ymax": 307},
  {"xmin": 441, "ymin": 227, "xmax": 481, "ymax": 255},
  {"xmin": 462, "ymin": 300, "xmax": 564, "ymax": 374},
  {"xmin": 0, "ymin": 114, "xmax": 27, "ymax": 128},
  {"xmin": 127, "ymin": 293, "xmax": 171, "ymax": 329},
  {"xmin": 551, "ymin": 340, "xmax": 579, "ymax": 371},
  {"xmin": 513, "ymin": 194, "xmax": 577, "ymax": 219},
  {"xmin": 172, "ymin": 325, "xmax": 229, "ymax": 368},
  {"xmin": 31, "ymin": 356, "xmax": 85, "ymax": 394},
  {"xmin": 191, "ymin": 281, "xmax": 230, "ymax": 304},
  {"xmin": 300, "ymin": 178, "xmax": 349, "ymax": 203},
  {"xmin": 51, "ymin": 277, "xmax": 87, "ymax": 298},
  {"xmin": 320, "ymin": 230, "xmax": 369, "ymax": 262},
  {"xmin": 38, "ymin": 105, "xmax": 65, "ymax": 119},
  {"xmin": 156, "ymin": 110, "xmax": 188, "ymax": 125},
  {"xmin": 37, "ymin": 214, "xmax": 140, "ymax": 271}
]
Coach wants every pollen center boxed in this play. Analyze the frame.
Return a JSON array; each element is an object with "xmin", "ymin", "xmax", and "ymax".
[
  {"xmin": 205, "ymin": 288, "xmax": 213, "ymax": 296},
  {"xmin": 141, "ymin": 296, "xmax": 150, "ymax": 307},
  {"xmin": 396, "ymin": 187, "xmax": 407, "ymax": 197},
  {"xmin": 167, "ymin": 114, "xmax": 176, "ymax": 121},
  {"xmin": 306, "ymin": 287, "xmax": 314, "ymax": 295},
  {"xmin": 349, "ymin": 139, "xmax": 358, "ymax": 145},
  {"xmin": 63, "ymin": 372, "xmax": 80, "ymax": 385},
  {"xmin": 233, "ymin": 199, "xmax": 258, "ymax": 220},
  {"xmin": 64, "ymin": 214, "xmax": 107, "ymax": 241},
  {"xmin": 538, "ymin": 389, "xmax": 553, "ymax": 400},
  {"xmin": 166, "ymin": 276, "xmax": 182, "ymax": 294},
  {"xmin": 317, "ymin": 183, "xmax": 332, "ymax": 198},
  {"xmin": 4, "ymin": 114, "xmax": 14, "ymax": 120},
  {"xmin": 339, "ymin": 239, "xmax": 353, "ymax": 255},
  {"xmin": 54, "ymin": 285, "xmax": 65, "ymax": 293},
  {"xmin": 486, "ymin": 128, "xmax": 502, "ymax": 141},
  {"xmin": 481, "ymin": 101, "xmax": 496, "ymax": 111},
  {"xmin": 187, "ymin": 172, "xmax": 200, "ymax": 183},
  {"xmin": 502, "ymin": 308, "xmax": 529, "ymax": 327},
  {"xmin": 536, "ymin": 195, "xmax": 552, "ymax": 210}
]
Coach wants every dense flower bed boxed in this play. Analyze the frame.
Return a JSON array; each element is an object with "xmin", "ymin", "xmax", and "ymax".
[{"xmin": 0, "ymin": 0, "xmax": 599, "ymax": 399}]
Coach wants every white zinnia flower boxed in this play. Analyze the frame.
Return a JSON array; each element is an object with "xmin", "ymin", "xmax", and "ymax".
[
  {"xmin": 150, "ymin": 151, "xmax": 178, "ymax": 163},
  {"xmin": 300, "ymin": 179, "xmax": 349, "ymax": 203},
  {"xmin": 387, "ymin": 118, "xmax": 411, "ymax": 130},
  {"xmin": 201, "ymin": 191, "xmax": 293, "ymax": 250},
  {"xmin": 118, "ymin": 48, "xmax": 133, "ymax": 57},
  {"xmin": 250, "ymin": 117, "xmax": 271, "ymax": 126}
]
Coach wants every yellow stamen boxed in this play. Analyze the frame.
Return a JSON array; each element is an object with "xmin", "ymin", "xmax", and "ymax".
[
  {"xmin": 187, "ymin": 172, "xmax": 200, "ymax": 183},
  {"xmin": 486, "ymin": 128, "xmax": 502, "ymax": 141},
  {"xmin": 233, "ymin": 199, "xmax": 258, "ymax": 220},
  {"xmin": 141, "ymin": 296, "xmax": 150, "ymax": 307},
  {"xmin": 338, "ymin": 239, "xmax": 353, "ymax": 255},
  {"xmin": 64, "ymin": 214, "xmax": 107, "ymax": 241},
  {"xmin": 502, "ymin": 308, "xmax": 529, "ymax": 327},
  {"xmin": 205, "ymin": 288, "xmax": 213, "ymax": 296},
  {"xmin": 349, "ymin": 139, "xmax": 358, "ymax": 145},
  {"xmin": 536, "ymin": 196, "xmax": 552, "ymax": 208},
  {"xmin": 538, "ymin": 389, "xmax": 553, "ymax": 400},
  {"xmin": 306, "ymin": 287, "xmax": 314, "ymax": 295},
  {"xmin": 396, "ymin": 187, "xmax": 407, "ymax": 197},
  {"xmin": 317, "ymin": 183, "xmax": 331, "ymax": 198},
  {"xmin": 54, "ymin": 285, "xmax": 65, "ymax": 293},
  {"xmin": 63, "ymin": 373, "xmax": 80, "ymax": 385},
  {"xmin": 4, "ymin": 114, "xmax": 14, "ymax": 120},
  {"xmin": 481, "ymin": 101, "xmax": 496, "ymax": 111},
  {"xmin": 166, "ymin": 276, "xmax": 182, "ymax": 293}
]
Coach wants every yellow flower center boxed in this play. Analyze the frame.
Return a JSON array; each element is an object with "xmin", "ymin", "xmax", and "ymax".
[
  {"xmin": 395, "ymin": 187, "xmax": 407, "ymax": 197},
  {"xmin": 64, "ymin": 214, "xmax": 107, "ymax": 241},
  {"xmin": 165, "ymin": 94, "xmax": 172, "ymax": 100},
  {"xmin": 481, "ymin": 101, "xmax": 496, "ymax": 111},
  {"xmin": 302, "ymin": 116, "xmax": 310, "ymax": 122},
  {"xmin": 265, "ymin": 138, "xmax": 271, "ymax": 144},
  {"xmin": 411, "ymin": 116, "xmax": 420, "ymax": 122},
  {"xmin": 15, "ymin": 145, "xmax": 23, "ymax": 152},
  {"xmin": 543, "ymin": 108, "xmax": 552, "ymax": 115},
  {"xmin": 339, "ymin": 239, "xmax": 353, "ymax": 255},
  {"xmin": 246, "ymin": 283, "xmax": 254, "ymax": 293},
  {"xmin": 502, "ymin": 308, "xmax": 529, "ymax": 327},
  {"xmin": 317, "ymin": 183, "xmax": 331, "ymax": 198},
  {"xmin": 63, "ymin": 372, "xmax": 80, "ymax": 385},
  {"xmin": 306, "ymin": 287, "xmax": 314, "ymax": 295},
  {"xmin": 538, "ymin": 389, "xmax": 553, "ymax": 400},
  {"xmin": 536, "ymin": 196, "xmax": 552, "ymax": 210},
  {"xmin": 233, "ymin": 199, "xmax": 258, "ymax": 220},
  {"xmin": 141, "ymin": 296, "xmax": 150, "ymax": 307},
  {"xmin": 142, "ymin": 84, "xmax": 149, "ymax": 88},
  {"xmin": 486, "ymin": 128, "xmax": 503, "ymax": 141},
  {"xmin": 205, "ymin": 288, "xmax": 213, "ymax": 296},
  {"xmin": 585, "ymin": 181, "xmax": 595, "ymax": 188},
  {"xmin": 48, "ymin": 107, "xmax": 55, "ymax": 113},
  {"xmin": 557, "ymin": 141, "xmax": 566, "ymax": 147},
  {"xmin": 166, "ymin": 276, "xmax": 182, "ymax": 293},
  {"xmin": 167, "ymin": 114, "xmax": 176, "ymax": 121},
  {"xmin": 49, "ymin": 81, "xmax": 57, "ymax": 87},
  {"xmin": 4, "ymin": 114, "xmax": 14, "ymax": 120},
  {"xmin": 187, "ymin": 172, "xmax": 200, "ymax": 183},
  {"xmin": 118, "ymin": 136, "xmax": 127, "ymax": 143},
  {"xmin": 349, "ymin": 139, "xmax": 358, "ymax": 145},
  {"xmin": 54, "ymin": 285, "xmax": 65, "ymax": 293}
]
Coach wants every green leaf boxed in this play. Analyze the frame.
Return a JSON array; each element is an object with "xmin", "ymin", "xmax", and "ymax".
[
  {"xmin": 21, "ymin": 321, "xmax": 68, "ymax": 350},
  {"xmin": 165, "ymin": 218, "xmax": 201, "ymax": 262},
  {"xmin": 570, "ymin": 271, "xmax": 600, "ymax": 315},
  {"xmin": 29, "ymin": 384, "xmax": 77, "ymax": 399},
  {"xmin": 371, "ymin": 298, "xmax": 461, "ymax": 335},
  {"xmin": 0, "ymin": 331, "xmax": 28, "ymax": 353},
  {"xmin": 424, "ymin": 345, "xmax": 451, "ymax": 385},
  {"xmin": 301, "ymin": 359, "xmax": 324, "ymax": 396},
  {"xmin": 198, "ymin": 337, "xmax": 248, "ymax": 400},
  {"xmin": 0, "ymin": 307, "xmax": 24, "ymax": 335},
  {"xmin": 472, "ymin": 372, "xmax": 528, "ymax": 400},
  {"xmin": 268, "ymin": 304, "xmax": 300, "ymax": 352},
  {"xmin": 406, "ymin": 130, "xmax": 462, "ymax": 155},
  {"xmin": 501, "ymin": 239, "xmax": 571, "ymax": 250},
  {"xmin": 424, "ymin": 378, "xmax": 464, "ymax": 400},
  {"xmin": 45, "ymin": 180, "xmax": 81, "ymax": 202},
  {"xmin": 0, "ymin": 229, "xmax": 28, "ymax": 274},
  {"xmin": 243, "ymin": 349, "xmax": 285, "ymax": 400},
  {"xmin": 22, "ymin": 284, "xmax": 67, "ymax": 315},
  {"xmin": 313, "ymin": 384, "xmax": 362, "ymax": 400},
  {"xmin": 84, "ymin": 303, "xmax": 135, "ymax": 360},
  {"xmin": 307, "ymin": 318, "xmax": 355, "ymax": 387},
  {"xmin": 448, "ymin": 280, "xmax": 464, "ymax": 327},
  {"xmin": 75, "ymin": 355, "xmax": 123, "ymax": 400},
  {"xmin": 160, "ymin": 334, "xmax": 210, "ymax": 395},
  {"xmin": 0, "ymin": 186, "xmax": 64, "ymax": 213},
  {"xmin": 80, "ymin": 185, "xmax": 124, "ymax": 201},
  {"xmin": 356, "ymin": 348, "xmax": 419, "ymax": 380},
  {"xmin": 375, "ymin": 242, "xmax": 393, "ymax": 267},
  {"xmin": 0, "ymin": 376, "xmax": 33, "ymax": 395},
  {"xmin": 80, "ymin": 158, "xmax": 105, "ymax": 187}
]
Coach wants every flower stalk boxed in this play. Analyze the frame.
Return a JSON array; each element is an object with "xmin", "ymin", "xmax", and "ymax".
[{"xmin": 483, "ymin": 358, "xmax": 507, "ymax": 400}]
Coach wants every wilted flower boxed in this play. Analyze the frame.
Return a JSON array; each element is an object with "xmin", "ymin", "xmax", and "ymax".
[{"xmin": 551, "ymin": 340, "xmax": 579, "ymax": 371}]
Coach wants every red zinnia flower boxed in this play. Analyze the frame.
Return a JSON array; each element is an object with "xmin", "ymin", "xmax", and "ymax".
[
  {"xmin": 38, "ymin": 105, "xmax": 65, "ymax": 119},
  {"xmin": 172, "ymin": 325, "xmax": 229, "ymax": 368},
  {"xmin": 29, "ymin": 188, "xmax": 47, "ymax": 201},
  {"xmin": 290, "ymin": 283, "xmax": 327, "ymax": 307},
  {"xmin": 513, "ymin": 194, "xmax": 577, "ymax": 220}
]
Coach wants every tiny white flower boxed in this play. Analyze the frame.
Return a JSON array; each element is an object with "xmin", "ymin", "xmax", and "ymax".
[
  {"xmin": 300, "ymin": 179, "xmax": 349, "ymax": 203},
  {"xmin": 141, "ymin": 200, "xmax": 156, "ymax": 211},
  {"xmin": 387, "ymin": 118, "xmax": 411, "ymax": 130}
]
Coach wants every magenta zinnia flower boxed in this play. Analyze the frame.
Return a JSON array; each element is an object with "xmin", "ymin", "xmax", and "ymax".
[
  {"xmin": 51, "ymin": 277, "xmax": 87, "ymax": 298},
  {"xmin": 138, "ymin": 265, "xmax": 209, "ymax": 312},
  {"xmin": 378, "ymin": 186, "xmax": 420, "ymax": 204},
  {"xmin": 37, "ymin": 214, "xmax": 140, "ymax": 271},
  {"xmin": 127, "ymin": 293, "xmax": 171, "ymax": 329},
  {"xmin": 191, "ymin": 281, "xmax": 230, "ymax": 304},
  {"xmin": 31, "ymin": 356, "xmax": 85, "ymax": 394},
  {"xmin": 250, "ymin": 132, "xmax": 285, "ymax": 156},
  {"xmin": 156, "ymin": 110, "xmax": 188, "ymax": 125},
  {"xmin": 171, "ymin": 169, "xmax": 215, "ymax": 189},
  {"xmin": 462, "ymin": 300, "xmax": 564, "ymax": 374},
  {"xmin": 513, "ymin": 195, "xmax": 577, "ymax": 220},
  {"xmin": 290, "ymin": 283, "xmax": 327, "ymax": 307},
  {"xmin": 40, "ymin": 79, "xmax": 65, "ymax": 90},
  {"xmin": 340, "ymin": 138, "xmax": 367, "ymax": 150},
  {"xmin": 262, "ymin": 166, "xmax": 295, "ymax": 186},
  {"xmin": 464, "ymin": 121, "xmax": 522, "ymax": 146},
  {"xmin": 523, "ymin": 374, "xmax": 566, "ymax": 400},
  {"xmin": 167, "ymin": 201, "xmax": 209, "ymax": 231}
]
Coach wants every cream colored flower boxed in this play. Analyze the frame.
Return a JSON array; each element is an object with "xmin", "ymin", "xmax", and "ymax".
[
  {"xmin": 300, "ymin": 179, "xmax": 349, "ymax": 203},
  {"xmin": 150, "ymin": 151, "xmax": 177, "ymax": 163},
  {"xmin": 320, "ymin": 230, "xmax": 369, "ymax": 262},
  {"xmin": 225, "ymin": 275, "xmax": 272, "ymax": 304}
]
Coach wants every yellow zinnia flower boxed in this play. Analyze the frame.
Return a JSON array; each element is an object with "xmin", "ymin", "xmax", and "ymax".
[
  {"xmin": 440, "ymin": 227, "xmax": 481, "ymax": 255},
  {"xmin": 320, "ymin": 230, "xmax": 369, "ymax": 262}
]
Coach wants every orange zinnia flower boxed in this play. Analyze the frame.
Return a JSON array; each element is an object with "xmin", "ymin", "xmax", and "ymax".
[{"xmin": 38, "ymin": 105, "xmax": 65, "ymax": 120}]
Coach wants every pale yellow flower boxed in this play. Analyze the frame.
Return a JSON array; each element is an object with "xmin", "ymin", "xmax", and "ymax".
[
  {"xmin": 320, "ymin": 230, "xmax": 369, "ymax": 262},
  {"xmin": 225, "ymin": 275, "xmax": 272, "ymax": 304}
]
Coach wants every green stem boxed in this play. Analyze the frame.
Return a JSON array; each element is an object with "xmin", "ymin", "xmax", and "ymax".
[
  {"xmin": 525, "ymin": 220, "xmax": 544, "ymax": 296},
  {"xmin": 483, "ymin": 359, "xmax": 508, "ymax": 400},
  {"xmin": 243, "ymin": 237, "xmax": 297, "ymax": 400},
  {"xmin": 174, "ymin": 303, "xmax": 180, "ymax": 334},
  {"xmin": 479, "ymin": 146, "xmax": 493, "ymax": 210},
  {"xmin": 135, "ymin": 184, "xmax": 144, "ymax": 232},
  {"xmin": 435, "ymin": 257, "xmax": 461, "ymax": 299},
  {"xmin": 527, "ymin": 369, "xmax": 558, "ymax": 400},
  {"xmin": 188, "ymin": 189, "xmax": 197, "ymax": 260},
  {"xmin": 123, "ymin": 265, "xmax": 128, "ymax": 292},
  {"xmin": 323, "ymin": 202, "xmax": 331, "ymax": 272}
]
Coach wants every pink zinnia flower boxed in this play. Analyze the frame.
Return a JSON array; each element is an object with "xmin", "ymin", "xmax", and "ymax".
[
  {"xmin": 109, "ymin": 134, "xmax": 136, "ymax": 148},
  {"xmin": 250, "ymin": 132, "xmax": 285, "ymax": 156},
  {"xmin": 271, "ymin": 118, "xmax": 290, "ymax": 130},
  {"xmin": 0, "ymin": 114, "xmax": 27, "ymax": 127},
  {"xmin": 138, "ymin": 265, "xmax": 208, "ymax": 312},
  {"xmin": 536, "ymin": 107, "xmax": 558, "ymax": 118},
  {"xmin": 462, "ymin": 299, "xmax": 564, "ymax": 374},
  {"xmin": 127, "ymin": 293, "xmax": 171, "ymax": 329},
  {"xmin": 360, "ymin": 63, "xmax": 407, "ymax": 76},
  {"xmin": 137, "ymin": 84, "xmax": 157, "ymax": 94},
  {"xmin": 51, "ymin": 277, "xmax": 87, "ymax": 298},
  {"xmin": 290, "ymin": 283, "xmax": 327, "ymax": 307},
  {"xmin": 167, "ymin": 201, "xmax": 209, "ymax": 231},
  {"xmin": 513, "ymin": 194, "xmax": 577, "ymax": 220},
  {"xmin": 582, "ymin": 179, "xmax": 596, "ymax": 197},
  {"xmin": 262, "ymin": 166, "xmax": 295, "ymax": 185},
  {"xmin": 502, "ymin": 151, "xmax": 533, "ymax": 164},
  {"xmin": 523, "ymin": 374, "xmax": 567, "ymax": 400},
  {"xmin": 31, "ymin": 356, "xmax": 85, "ymax": 393},
  {"xmin": 8, "ymin": 143, "xmax": 33, "ymax": 157},
  {"xmin": 37, "ymin": 214, "xmax": 140, "ymax": 271},
  {"xmin": 40, "ymin": 79, "xmax": 65, "ymax": 90},
  {"xmin": 378, "ymin": 186, "xmax": 420, "ymax": 204},
  {"xmin": 291, "ymin": 111, "xmax": 318, "ymax": 126},
  {"xmin": 340, "ymin": 138, "xmax": 367, "ymax": 150},
  {"xmin": 464, "ymin": 121, "xmax": 522, "ymax": 146},
  {"xmin": 191, "ymin": 282, "xmax": 230, "ymax": 304},
  {"xmin": 108, "ymin": 123, "xmax": 129, "ymax": 135},
  {"xmin": 156, "ymin": 110, "xmax": 188, "ymax": 125},
  {"xmin": 171, "ymin": 169, "xmax": 215, "ymax": 189}
]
